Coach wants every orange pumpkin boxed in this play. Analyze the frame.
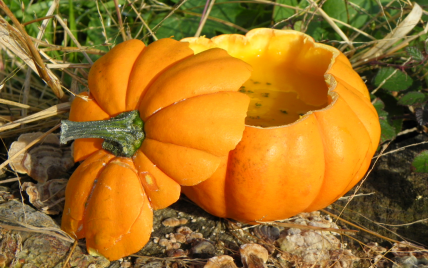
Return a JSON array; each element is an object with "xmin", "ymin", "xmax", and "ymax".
[
  {"xmin": 60, "ymin": 38, "xmax": 251, "ymax": 260},
  {"xmin": 181, "ymin": 29, "xmax": 381, "ymax": 223}
]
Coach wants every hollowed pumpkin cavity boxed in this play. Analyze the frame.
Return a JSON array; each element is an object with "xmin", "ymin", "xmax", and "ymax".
[
  {"xmin": 193, "ymin": 33, "xmax": 334, "ymax": 127},
  {"xmin": 240, "ymin": 47, "xmax": 332, "ymax": 127}
]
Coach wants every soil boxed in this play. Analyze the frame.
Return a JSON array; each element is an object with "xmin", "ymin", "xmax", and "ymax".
[{"xmin": 1, "ymin": 133, "xmax": 428, "ymax": 268}]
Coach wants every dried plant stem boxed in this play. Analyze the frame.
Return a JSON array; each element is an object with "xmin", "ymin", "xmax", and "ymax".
[
  {"xmin": 22, "ymin": 15, "xmax": 55, "ymax": 26},
  {"xmin": 195, "ymin": 0, "xmax": 216, "ymax": 37},
  {"xmin": 322, "ymin": 209, "xmax": 427, "ymax": 251},
  {"xmin": 146, "ymin": 0, "xmax": 188, "ymax": 39},
  {"xmin": 307, "ymin": 0, "xmax": 353, "ymax": 50},
  {"xmin": 0, "ymin": 102, "xmax": 70, "ymax": 132},
  {"xmin": 0, "ymin": 124, "xmax": 60, "ymax": 172},
  {"xmin": 0, "ymin": 177, "xmax": 21, "ymax": 184},
  {"xmin": 62, "ymin": 239, "xmax": 78, "ymax": 268},
  {"xmin": 0, "ymin": 120, "xmax": 60, "ymax": 138},
  {"xmin": 0, "ymin": 1, "xmax": 65, "ymax": 100},
  {"xmin": 181, "ymin": 10, "xmax": 248, "ymax": 33},
  {"xmin": 21, "ymin": 68, "xmax": 32, "ymax": 117},
  {"xmin": 268, "ymin": 221, "xmax": 358, "ymax": 234},
  {"xmin": 114, "ymin": 0, "xmax": 128, "ymax": 41},
  {"xmin": 0, "ymin": 98, "xmax": 37, "ymax": 110},
  {"xmin": 0, "ymin": 215, "xmax": 74, "ymax": 243},
  {"xmin": 376, "ymin": 140, "xmax": 428, "ymax": 158},
  {"xmin": 127, "ymin": 0, "xmax": 158, "ymax": 40},
  {"xmin": 46, "ymin": 63, "xmax": 91, "ymax": 69},
  {"xmin": 0, "ymin": 124, "xmax": 61, "ymax": 173},
  {"xmin": 54, "ymin": 15, "xmax": 93, "ymax": 65},
  {"xmin": 34, "ymin": 0, "xmax": 58, "ymax": 48},
  {"xmin": 232, "ymin": 0, "xmax": 375, "ymax": 40}
]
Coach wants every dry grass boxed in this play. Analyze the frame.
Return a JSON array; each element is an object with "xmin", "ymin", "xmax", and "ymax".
[{"xmin": 0, "ymin": 0, "xmax": 427, "ymax": 267}]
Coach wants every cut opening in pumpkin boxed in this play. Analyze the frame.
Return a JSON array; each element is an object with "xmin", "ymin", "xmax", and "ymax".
[{"xmin": 232, "ymin": 37, "xmax": 334, "ymax": 127}]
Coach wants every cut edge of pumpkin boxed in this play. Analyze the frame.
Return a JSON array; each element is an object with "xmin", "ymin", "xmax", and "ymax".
[{"xmin": 183, "ymin": 28, "xmax": 351, "ymax": 130}]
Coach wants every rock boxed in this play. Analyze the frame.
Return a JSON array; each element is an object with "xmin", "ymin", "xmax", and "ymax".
[
  {"xmin": 204, "ymin": 255, "xmax": 237, "ymax": 268},
  {"xmin": 0, "ymin": 200, "xmax": 109, "ymax": 267},
  {"xmin": 240, "ymin": 243, "xmax": 268, "ymax": 268}
]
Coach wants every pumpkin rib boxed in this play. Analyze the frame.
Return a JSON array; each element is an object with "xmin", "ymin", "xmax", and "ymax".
[
  {"xmin": 138, "ymin": 48, "xmax": 252, "ymax": 121},
  {"xmin": 334, "ymin": 76, "xmax": 379, "ymax": 117},
  {"xmin": 304, "ymin": 95, "xmax": 372, "ymax": 212},
  {"xmin": 84, "ymin": 158, "xmax": 151, "ymax": 259},
  {"xmin": 125, "ymin": 39, "xmax": 194, "ymax": 111},
  {"xmin": 181, "ymin": 28, "xmax": 381, "ymax": 224},
  {"xmin": 328, "ymin": 93, "xmax": 375, "ymax": 194},
  {"xmin": 88, "ymin": 39, "xmax": 146, "ymax": 115},
  {"xmin": 88, "ymin": 198, "xmax": 153, "ymax": 261},
  {"xmin": 132, "ymin": 150, "xmax": 181, "ymax": 210},
  {"xmin": 181, "ymin": 158, "xmax": 229, "ymax": 218},
  {"xmin": 328, "ymin": 53, "xmax": 370, "ymax": 99},
  {"xmin": 62, "ymin": 150, "xmax": 115, "ymax": 238},
  {"xmin": 62, "ymin": 38, "xmax": 253, "ymax": 261},
  {"xmin": 140, "ymin": 138, "xmax": 222, "ymax": 186},
  {"xmin": 333, "ymin": 81, "xmax": 380, "ymax": 153},
  {"xmin": 87, "ymin": 187, "xmax": 153, "ymax": 261},
  {"xmin": 221, "ymin": 114, "xmax": 326, "ymax": 223},
  {"xmin": 144, "ymin": 91, "xmax": 250, "ymax": 157}
]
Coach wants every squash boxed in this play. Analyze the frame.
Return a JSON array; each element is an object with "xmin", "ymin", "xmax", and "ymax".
[
  {"xmin": 181, "ymin": 29, "xmax": 381, "ymax": 223},
  {"xmin": 60, "ymin": 38, "xmax": 251, "ymax": 260}
]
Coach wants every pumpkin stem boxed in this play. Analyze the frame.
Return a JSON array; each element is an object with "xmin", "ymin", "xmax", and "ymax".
[{"xmin": 60, "ymin": 110, "xmax": 144, "ymax": 157}]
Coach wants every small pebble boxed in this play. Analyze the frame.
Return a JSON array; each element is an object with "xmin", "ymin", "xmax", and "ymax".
[
  {"xmin": 174, "ymin": 233, "xmax": 187, "ymax": 243},
  {"xmin": 166, "ymin": 249, "xmax": 188, "ymax": 257},
  {"xmin": 159, "ymin": 238, "xmax": 172, "ymax": 249},
  {"xmin": 162, "ymin": 217, "xmax": 188, "ymax": 227},
  {"xmin": 177, "ymin": 226, "xmax": 193, "ymax": 235},
  {"xmin": 191, "ymin": 239, "xmax": 216, "ymax": 258},
  {"xmin": 186, "ymin": 232, "xmax": 203, "ymax": 243},
  {"xmin": 172, "ymin": 242, "xmax": 181, "ymax": 249}
]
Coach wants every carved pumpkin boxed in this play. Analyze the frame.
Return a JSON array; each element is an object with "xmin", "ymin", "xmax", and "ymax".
[
  {"xmin": 182, "ymin": 29, "xmax": 381, "ymax": 223},
  {"xmin": 60, "ymin": 38, "xmax": 251, "ymax": 260}
]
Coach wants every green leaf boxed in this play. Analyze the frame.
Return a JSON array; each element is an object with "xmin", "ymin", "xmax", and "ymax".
[
  {"xmin": 379, "ymin": 119, "xmax": 397, "ymax": 142},
  {"xmin": 372, "ymin": 98, "xmax": 397, "ymax": 142},
  {"xmin": 425, "ymin": 39, "xmax": 428, "ymax": 55},
  {"xmin": 346, "ymin": 0, "xmax": 376, "ymax": 29},
  {"xmin": 322, "ymin": 0, "xmax": 347, "ymax": 24},
  {"xmin": 86, "ymin": 15, "xmax": 118, "ymax": 49},
  {"xmin": 374, "ymin": 67, "xmax": 413, "ymax": 91},
  {"xmin": 398, "ymin": 91, "xmax": 427, "ymax": 106},
  {"xmin": 412, "ymin": 151, "xmax": 428, "ymax": 173},
  {"xmin": 406, "ymin": 46, "xmax": 424, "ymax": 62},
  {"xmin": 373, "ymin": 98, "xmax": 386, "ymax": 115},
  {"xmin": 273, "ymin": 0, "xmax": 297, "ymax": 23},
  {"xmin": 152, "ymin": 0, "xmax": 253, "ymax": 39},
  {"xmin": 305, "ymin": 20, "xmax": 330, "ymax": 41}
]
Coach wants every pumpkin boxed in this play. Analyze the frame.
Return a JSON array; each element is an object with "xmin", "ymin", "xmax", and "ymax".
[
  {"xmin": 60, "ymin": 38, "xmax": 251, "ymax": 260},
  {"xmin": 181, "ymin": 29, "xmax": 381, "ymax": 223}
]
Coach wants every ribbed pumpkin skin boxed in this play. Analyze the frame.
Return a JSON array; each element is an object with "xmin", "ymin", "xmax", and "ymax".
[
  {"xmin": 181, "ymin": 29, "xmax": 381, "ymax": 223},
  {"xmin": 61, "ymin": 38, "xmax": 251, "ymax": 260}
]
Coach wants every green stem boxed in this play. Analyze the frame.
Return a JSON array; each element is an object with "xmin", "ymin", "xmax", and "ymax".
[{"xmin": 60, "ymin": 110, "xmax": 144, "ymax": 157}]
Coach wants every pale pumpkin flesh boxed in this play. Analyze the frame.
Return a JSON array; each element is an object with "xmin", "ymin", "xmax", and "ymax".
[
  {"xmin": 62, "ymin": 38, "xmax": 251, "ymax": 260},
  {"xmin": 182, "ymin": 28, "xmax": 381, "ymax": 223}
]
